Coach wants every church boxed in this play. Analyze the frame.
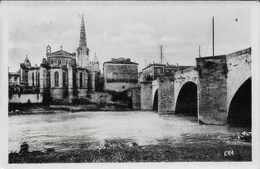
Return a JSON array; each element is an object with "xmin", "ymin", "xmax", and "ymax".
[{"xmin": 10, "ymin": 15, "xmax": 100, "ymax": 104}]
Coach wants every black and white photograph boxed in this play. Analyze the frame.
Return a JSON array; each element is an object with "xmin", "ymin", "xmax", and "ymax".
[{"xmin": 0, "ymin": 1, "xmax": 259, "ymax": 168}]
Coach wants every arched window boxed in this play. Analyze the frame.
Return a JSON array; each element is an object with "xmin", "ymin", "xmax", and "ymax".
[
  {"xmin": 47, "ymin": 72, "xmax": 51, "ymax": 87},
  {"xmin": 32, "ymin": 72, "xmax": 34, "ymax": 86},
  {"xmin": 58, "ymin": 59, "xmax": 61, "ymax": 66},
  {"xmin": 35, "ymin": 73, "xmax": 38, "ymax": 86},
  {"xmin": 55, "ymin": 72, "xmax": 59, "ymax": 87},
  {"xmin": 51, "ymin": 59, "xmax": 54, "ymax": 65},
  {"xmin": 37, "ymin": 73, "xmax": 40, "ymax": 86},
  {"xmin": 80, "ymin": 72, "xmax": 83, "ymax": 88},
  {"xmin": 63, "ymin": 72, "xmax": 67, "ymax": 87}
]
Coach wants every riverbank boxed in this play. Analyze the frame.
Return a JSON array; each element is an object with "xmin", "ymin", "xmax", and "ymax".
[
  {"xmin": 8, "ymin": 103, "xmax": 133, "ymax": 115},
  {"xmin": 9, "ymin": 133, "xmax": 251, "ymax": 163}
]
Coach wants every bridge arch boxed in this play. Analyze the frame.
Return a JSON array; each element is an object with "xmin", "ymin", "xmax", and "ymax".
[
  {"xmin": 153, "ymin": 89, "xmax": 158, "ymax": 111},
  {"xmin": 227, "ymin": 77, "xmax": 251, "ymax": 127},
  {"xmin": 175, "ymin": 81, "xmax": 198, "ymax": 116},
  {"xmin": 151, "ymin": 79, "xmax": 159, "ymax": 112},
  {"xmin": 226, "ymin": 50, "xmax": 251, "ymax": 126},
  {"xmin": 174, "ymin": 67, "xmax": 199, "ymax": 114}
]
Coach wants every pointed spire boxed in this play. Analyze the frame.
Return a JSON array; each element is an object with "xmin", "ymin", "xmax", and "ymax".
[{"xmin": 79, "ymin": 14, "xmax": 87, "ymax": 47}]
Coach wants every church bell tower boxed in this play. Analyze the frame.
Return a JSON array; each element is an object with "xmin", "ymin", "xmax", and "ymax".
[{"xmin": 77, "ymin": 14, "xmax": 90, "ymax": 68}]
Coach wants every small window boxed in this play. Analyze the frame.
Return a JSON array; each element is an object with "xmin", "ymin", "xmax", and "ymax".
[
  {"xmin": 32, "ymin": 72, "xmax": 34, "ymax": 86},
  {"xmin": 113, "ymin": 73, "xmax": 118, "ymax": 80},
  {"xmin": 63, "ymin": 72, "xmax": 67, "ymax": 87},
  {"xmin": 80, "ymin": 72, "xmax": 83, "ymax": 88},
  {"xmin": 47, "ymin": 72, "xmax": 51, "ymax": 87},
  {"xmin": 37, "ymin": 73, "xmax": 40, "ymax": 86},
  {"xmin": 156, "ymin": 68, "xmax": 162, "ymax": 74},
  {"xmin": 58, "ymin": 59, "xmax": 61, "ymax": 66}
]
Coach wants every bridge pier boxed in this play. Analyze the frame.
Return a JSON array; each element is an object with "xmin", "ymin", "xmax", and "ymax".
[
  {"xmin": 140, "ymin": 82, "xmax": 153, "ymax": 111},
  {"xmin": 196, "ymin": 56, "xmax": 228, "ymax": 125},
  {"xmin": 158, "ymin": 76, "xmax": 175, "ymax": 114}
]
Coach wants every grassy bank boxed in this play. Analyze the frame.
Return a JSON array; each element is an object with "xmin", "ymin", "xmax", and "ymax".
[{"xmin": 9, "ymin": 133, "xmax": 251, "ymax": 163}]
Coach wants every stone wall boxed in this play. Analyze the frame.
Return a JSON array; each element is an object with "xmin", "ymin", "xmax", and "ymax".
[
  {"xmin": 90, "ymin": 92, "xmax": 113, "ymax": 105},
  {"xmin": 158, "ymin": 76, "xmax": 175, "ymax": 114},
  {"xmin": 104, "ymin": 82, "xmax": 138, "ymax": 92},
  {"xmin": 51, "ymin": 88, "xmax": 65, "ymax": 101},
  {"xmin": 196, "ymin": 56, "xmax": 228, "ymax": 125},
  {"xmin": 9, "ymin": 94, "xmax": 43, "ymax": 103},
  {"xmin": 140, "ymin": 82, "xmax": 153, "ymax": 110},
  {"xmin": 77, "ymin": 89, "xmax": 88, "ymax": 99},
  {"xmin": 130, "ymin": 87, "xmax": 141, "ymax": 110}
]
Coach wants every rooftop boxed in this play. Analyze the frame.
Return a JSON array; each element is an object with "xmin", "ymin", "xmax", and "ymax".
[
  {"xmin": 47, "ymin": 49, "xmax": 76, "ymax": 58},
  {"xmin": 104, "ymin": 57, "xmax": 138, "ymax": 65}
]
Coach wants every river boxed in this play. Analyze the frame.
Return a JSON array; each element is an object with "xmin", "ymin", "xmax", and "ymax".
[{"xmin": 9, "ymin": 111, "xmax": 249, "ymax": 152}]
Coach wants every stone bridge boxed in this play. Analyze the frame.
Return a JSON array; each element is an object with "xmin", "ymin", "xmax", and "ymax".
[{"xmin": 141, "ymin": 47, "xmax": 251, "ymax": 125}]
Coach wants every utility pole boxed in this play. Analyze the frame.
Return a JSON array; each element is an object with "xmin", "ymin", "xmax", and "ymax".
[
  {"xmin": 212, "ymin": 16, "xmax": 215, "ymax": 57},
  {"xmin": 160, "ymin": 45, "xmax": 163, "ymax": 64}
]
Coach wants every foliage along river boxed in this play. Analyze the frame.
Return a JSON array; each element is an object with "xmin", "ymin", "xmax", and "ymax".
[{"xmin": 9, "ymin": 111, "xmax": 249, "ymax": 152}]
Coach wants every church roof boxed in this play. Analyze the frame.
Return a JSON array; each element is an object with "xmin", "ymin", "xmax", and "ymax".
[
  {"xmin": 47, "ymin": 49, "xmax": 76, "ymax": 58},
  {"xmin": 104, "ymin": 57, "xmax": 138, "ymax": 65}
]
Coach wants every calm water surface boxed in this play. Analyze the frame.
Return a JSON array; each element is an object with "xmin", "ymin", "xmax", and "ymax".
[{"xmin": 9, "ymin": 111, "xmax": 247, "ymax": 152}]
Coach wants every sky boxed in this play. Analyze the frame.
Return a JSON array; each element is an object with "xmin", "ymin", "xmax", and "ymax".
[{"xmin": 3, "ymin": 2, "xmax": 251, "ymax": 73}]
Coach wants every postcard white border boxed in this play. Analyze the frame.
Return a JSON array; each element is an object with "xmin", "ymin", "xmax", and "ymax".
[{"xmin": 0, "ymin": 1, "xmax": 259, "ymax": 169}]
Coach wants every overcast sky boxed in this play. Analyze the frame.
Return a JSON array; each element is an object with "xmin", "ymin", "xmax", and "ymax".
[{"xmin": 4, "ymin": 2, "xmax": 251, "ymax": 72}]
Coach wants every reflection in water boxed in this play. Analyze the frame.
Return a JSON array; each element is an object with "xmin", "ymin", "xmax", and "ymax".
[{"xmin": 9, "ymin": 111, "xmax": 249, "ymax": 152}]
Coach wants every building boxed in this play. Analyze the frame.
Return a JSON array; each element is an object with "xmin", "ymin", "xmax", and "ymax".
[
  {"xmin": 9, "ymin": 15, "xmax": 100, "ymax": 104},
  {"xmin": 19, "ymin": 55, "xmax": 31, "ymax": 86},
  {"xmin": 140, "ymin": 63, "xmax": 190, "ymax": 82},
  {"xmin": 9, "ymin": 72, "xmax": 20, "ymax": 86},
  {"xmin": 103, "ymin": 57, "xmax": 138, "ymax": 92}
]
